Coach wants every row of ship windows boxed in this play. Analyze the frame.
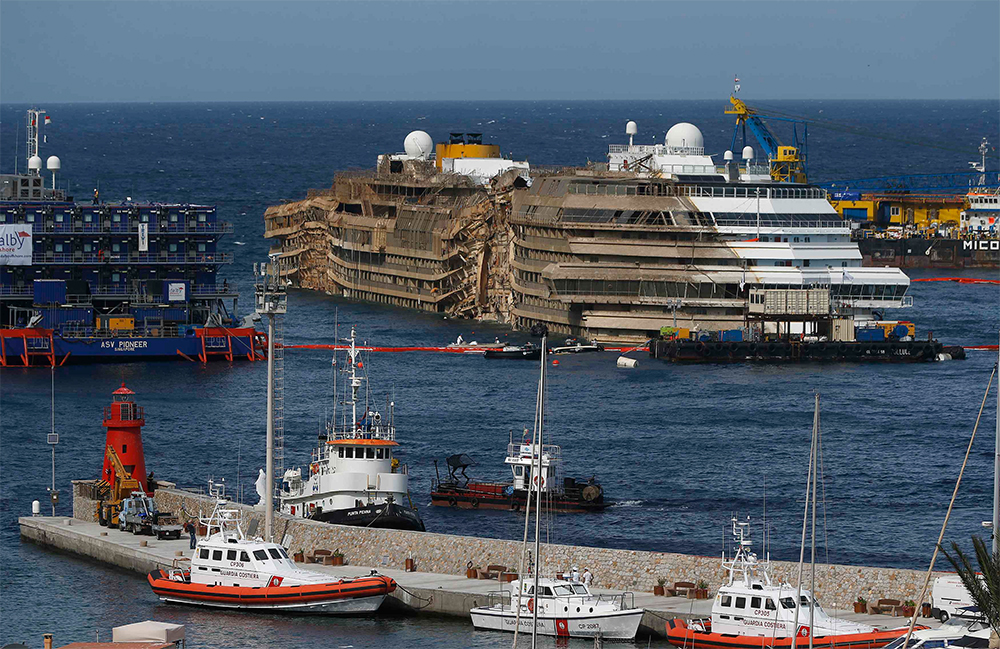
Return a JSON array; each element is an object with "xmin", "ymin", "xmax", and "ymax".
[
  {"xmin": 1, "ymin": 212, "xmax": 208, "ymax": 224},
  {"xmin": 718, "ymin": 594, "xmax": 813, "ymax": 611},
  {"xmin": 339, "ymin": 446, "xmax": 390, "ymax": 460},
  {"xmin": 564, "ymin": 183, "xmax": 826, "ymax": 200},
  {"xmin": 552, "ymin": 280, "xmax": 742, "ymax": 299},
  {"xmin": 198, "ymin": 547, "xmax": 288, "ymax": 563},
  {"xmin": 45, "ymin": 243, "xmax": 209, "ymax": 253}
]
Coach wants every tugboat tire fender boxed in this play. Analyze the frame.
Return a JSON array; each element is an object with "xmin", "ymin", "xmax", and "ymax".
[
  {"xmin": 448, "ymin": 497, "xmax": 458, "ymax": 508},
  {"xmin": 471, "ymin": 498, "xmax": 479, "ymax": 508},
  {"xmin": 695, "ymin": 342, "xmax": 709, "ymax": 356},
  {"xmin": 510, "ymin": 502, "xmax": 520, "ymax": 512}
]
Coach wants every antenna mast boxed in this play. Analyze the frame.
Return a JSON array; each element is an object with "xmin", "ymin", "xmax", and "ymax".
[
  {"xmin": 254, "ymin": 254, "xmax": 287, "ymax": 542},
  {"xmin": 26, "ymin": 109, "xmax": 46, "ymax": 174}
]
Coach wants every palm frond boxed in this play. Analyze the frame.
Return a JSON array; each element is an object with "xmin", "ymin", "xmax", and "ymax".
[{"xmin": 940, "ymin": 535, "xmax": 1000, "ymax": 636}]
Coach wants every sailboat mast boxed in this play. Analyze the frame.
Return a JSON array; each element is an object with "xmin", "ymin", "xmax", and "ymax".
[
  {"xmin": 810, "ymin": 395, "xmax": 818, "ymax": 649},
  {"xmin": 792, "ymin": 394, "xmax": 819, "ymax": 649},
  {"xmin": 531, "ymin": 335, "xmax": 547, "ymax": 649}
]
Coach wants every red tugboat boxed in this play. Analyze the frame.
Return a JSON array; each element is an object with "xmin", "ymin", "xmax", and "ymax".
[
  {"xmin": 147, "ymin": 482, "xmax": 396, "ymax": 614},
  {"xmin": 430, "ymin": 431, "xmax": 607, "ymax": 513}
]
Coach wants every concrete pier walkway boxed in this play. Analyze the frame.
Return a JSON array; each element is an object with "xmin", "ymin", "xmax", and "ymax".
[{"xmin": 20, "ymin": 516, "xmax": 929, "ymax": 640}]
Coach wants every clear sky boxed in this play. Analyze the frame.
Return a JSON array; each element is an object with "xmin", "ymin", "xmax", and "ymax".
[{"xmin": 1, "ymin": 1, "xmax": 997, "ymax": 103}]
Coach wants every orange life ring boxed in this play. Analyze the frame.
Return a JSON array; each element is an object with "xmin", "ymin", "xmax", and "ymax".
[
  {"xmin": 532, "ymin": 475, "xmax": 546, "ymax": 489},
  {"xmin": 527, "ymin": 598, "xmax": 534, "ymax": 613}
]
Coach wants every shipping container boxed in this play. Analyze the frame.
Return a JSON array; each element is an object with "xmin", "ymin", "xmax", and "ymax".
[
  {"xmin": 721, "ymin": 330, "xmax": 744, "ymax": 342},
  {"xmin": 33, "ymin": 279, "xmax": 67, "ymax": 305},
  {"xmin": 831, "ymin": 318, "xmax": 855, "ymax": 342},
  {"xmin": 855, "ymin": 327, "xmax": 885, "ymax": 342},
  {"xmin": 659, "ymin": 326, "xmax": 690, "ymax": 340},
  {"xmin": 97, "ymin": 315, "xmax": 135, "ymax": 331}
]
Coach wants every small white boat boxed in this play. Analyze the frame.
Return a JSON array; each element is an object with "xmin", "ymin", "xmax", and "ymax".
[
  {"xmin": 469, "ymin": 336, "xmax": 643, "ymax": 640},
  {"xmin": 470, "ymin": 577, "xmax": 643, "ymax": 639}
]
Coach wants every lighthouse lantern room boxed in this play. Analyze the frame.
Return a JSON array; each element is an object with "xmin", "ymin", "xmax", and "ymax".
[{"xmin": 101, "ymin": 383, "xmax": 149, "ymax": 494}]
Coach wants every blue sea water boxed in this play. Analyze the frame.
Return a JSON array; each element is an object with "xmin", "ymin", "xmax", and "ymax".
[{"xmin": 0, "ymin": 100, "xmax": 998, "ymax": 648}]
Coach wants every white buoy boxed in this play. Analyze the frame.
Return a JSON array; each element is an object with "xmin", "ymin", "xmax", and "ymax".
[
  {"xmin": 32, "ymin": 500, "xmax": 40, "ymax": 516},
  {"xmin": 617, "ymin": 356, "xmax": 638, "ymax": 368}
]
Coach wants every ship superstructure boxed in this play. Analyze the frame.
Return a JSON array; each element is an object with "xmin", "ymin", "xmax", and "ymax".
[
  {"xmin": 265, "ymin": 116, "xmax": 915, "ymax": 345},
  {"xmin": 0, "ymin": 109, "xmax": 258, "ymax": 364}
]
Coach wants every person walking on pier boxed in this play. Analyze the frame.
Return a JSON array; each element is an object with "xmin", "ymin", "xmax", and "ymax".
[
  {"xmin": 184, "ymin": 520, "xmax": 197, "ymax": 549},
  {"xmin": 582, "ymin": 568, "xmax": 592, "ymax": 587}
]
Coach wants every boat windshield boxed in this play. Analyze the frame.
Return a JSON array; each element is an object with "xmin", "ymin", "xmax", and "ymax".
[
  {"xmin": 553, "ymin": 585, "xmax": 575, "ymax": 596},
  {"xmin": 572, "ymin": 585, "xmax": 589, "ymax": 595},
  {"xmin": 883, "ymin": 638, "xmax": 961, "ymax": 649}
]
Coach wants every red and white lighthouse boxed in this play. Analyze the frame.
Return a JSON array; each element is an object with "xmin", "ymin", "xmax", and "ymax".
[{"xmin": 100, "ymin": 383, "xmax": 149, "ymax": 494}]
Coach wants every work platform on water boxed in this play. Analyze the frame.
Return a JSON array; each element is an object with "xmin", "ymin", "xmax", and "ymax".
[{"xmin": 19, "ymin": 515, "xmax": 929, "ymax": 640}]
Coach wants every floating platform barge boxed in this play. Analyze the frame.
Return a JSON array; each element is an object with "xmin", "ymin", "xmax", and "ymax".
[{"xmin": 650, "ymin": 338, "xmax": 964, "ymax": 363}]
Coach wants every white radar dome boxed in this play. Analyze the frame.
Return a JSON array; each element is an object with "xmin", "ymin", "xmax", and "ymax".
[
  {"xmin": 724, "ymin": 150, "xmax": 733, "ymax": 161},
  {"xmin": 665, "ymin": 123, "xmax": 704, "ymax": 151},
  {"xmin": 742, "ymin": 145, "xmax": 755, "ymax": 160},
  {"xmin": 28, "ymin": 155, "xmax": 42, "ymax": 171},
  {"xmin": 46, "ymin": 155, "xmax": 61, "ymax": 171},
  {"xmin": 403, "ymin": 130, "xmax": 434, "ymax": 160},
  {"xmin": 625, "ymin": 121, "xmax": 638, "ymax": 136}
]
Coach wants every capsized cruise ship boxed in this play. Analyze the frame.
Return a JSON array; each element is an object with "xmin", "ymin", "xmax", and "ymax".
[
  {"xmin": 265, "ymin": 118, "xmax": 913, "ymax": 344},
  {"xmin": 510, "ymin": 121, "xmax": 911, "ymax": 342}
]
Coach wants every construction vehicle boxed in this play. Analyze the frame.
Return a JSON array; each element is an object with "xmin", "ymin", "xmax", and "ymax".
[
  {"xmin": 119, "ymin": 492, "xmax": 182, "ymax": 539},
  {"xmin": 726, "ymin": 95, "xmax": 808, "ymax": 184},
  {"xmin": 97, "ymin": 444, "xmax": 144, "ymax": 528}
]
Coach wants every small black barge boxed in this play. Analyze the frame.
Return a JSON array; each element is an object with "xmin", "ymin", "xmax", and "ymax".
[{"xmin": 650, "ymin": 338, "xmax": 966, "ymax": 363}]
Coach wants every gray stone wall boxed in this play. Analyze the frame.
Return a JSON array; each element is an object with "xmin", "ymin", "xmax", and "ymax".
[
  {"xmin": 141, "ymin": 488, "xmax": 945, "ymax": 609},
  {"xmin": 71, "ymin": 480, "xmax": 99, "ymax": 522}
]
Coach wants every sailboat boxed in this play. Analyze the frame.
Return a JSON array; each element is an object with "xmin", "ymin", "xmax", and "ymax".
[
  {"xmin": 469, "ymin": 335, "xmax": 645, "ymax": 640},
  {"xmin": 666, "ymin": 396, "xmax": 918, "ymax": 649}
]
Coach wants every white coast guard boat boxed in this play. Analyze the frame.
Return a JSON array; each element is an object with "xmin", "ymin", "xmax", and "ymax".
[
  {"xmin": 470, "ymin": 576, "xmax": 644, "ymax": 639},
  {"xmin": 665, "ymin": 518, "xmax": 915, "ymax": 649},
  {"xmin": 147, "ymin": 482, "xmax": 396, "ymax": 614}
]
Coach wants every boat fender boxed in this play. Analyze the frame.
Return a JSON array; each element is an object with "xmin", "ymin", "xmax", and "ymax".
[
  {"xmin": 532, "ymin": 475, "xmax": 546, "ymax": 489},
  {"xmin": 696, "ymin": 342, "xmax": 709, "ymax": 356},
  {"xmin": 766, "ymin": 343, "xmax": 777, "ymax": 354},
  {"xmin": 838, "ymin": 344, "xmax": 847, "ymax": 354},
  {"xmin": 471, "ymin": 498, "xmax": 479, "ymax": 508},
  {"xmin": 527, "ymin": 598, "xmax": 534, "ymax": 613},
  {"xmin": 510, "ymin": 501, "xmax": 520, "ymax": 512},
  {"xmin": 747, "ymin": 343, "xmax": 758, "ymax": 354},
  {"xmin": 448, "ymin": 497, "xmax": 458, "ymax": 508},
  {"xmin": 728, "ymin": 343, "xmax": 739, "ymax": 353}
]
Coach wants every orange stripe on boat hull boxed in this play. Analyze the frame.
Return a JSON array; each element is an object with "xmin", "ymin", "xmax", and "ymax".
[
  {"xmin": 663, "ymin": 618, "xmax": 923, "ymax": 649},
  {"xmin": 147, "ymin": 570, "xmax": 395, "ymax": 607}
]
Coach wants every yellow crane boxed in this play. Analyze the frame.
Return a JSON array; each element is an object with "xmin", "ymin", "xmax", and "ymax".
[
  {"xmin": 725, "ymin": 96, "xmax": 808, "ymax": 184},
  {"xmin": 98, "ymin": 444, "xmax": 143, "ymax": 527}
]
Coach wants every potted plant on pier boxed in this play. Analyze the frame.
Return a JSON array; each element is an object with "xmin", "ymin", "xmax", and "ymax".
[
  {"xmin": 921, "ymin": 602, "xmax": 932, "ymax": 618},
  {"xmin": 901, "ymin": 600, "xmax": 916, "ymax": 617},
  {"xmin": 854, "ymin": 596, "xmax": 868, "ymax": 614},
  {"xmin": 654, "ymin": 578, "xmax": 667, "ymax": 596},
  {"xmin": 293, "ymin": 549, "xmax": 305, "ymax": 563},
  {"xmin": 330, "ymin": 549, "xmax": 345, "ymax": 566},
  {"xmin": 466, "ymin": 561, "xmax": 479, "ymax": 579},
  {"xmin": 695, "ymin": 580, "xmax": 710, "ymax": 599}
]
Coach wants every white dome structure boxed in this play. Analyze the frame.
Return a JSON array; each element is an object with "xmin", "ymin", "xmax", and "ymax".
[
  {"xmin": 742, "ymin": 145, "xmax": 755, "ymax": 160},
  {"xmin": 403, "ymin": 130, "xmax": 434, "ymax": 160},
  {"xmin": 664, "ymin": 123, "xmax": 704, "ymax": 154},
  {"xmin": 723, "ymin": 150, "xmax": 734, "ymax": 161},
  {"xmin": 625, "ymin": 121, "xmax": 638, "ymax": 136},
  {"xmin": 28, "ymin": 155, "xmax": 42, "ymax": 171},
  {"xmin": 46, "ymin": 155, "xmax": 61, "ymax": 170}
]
